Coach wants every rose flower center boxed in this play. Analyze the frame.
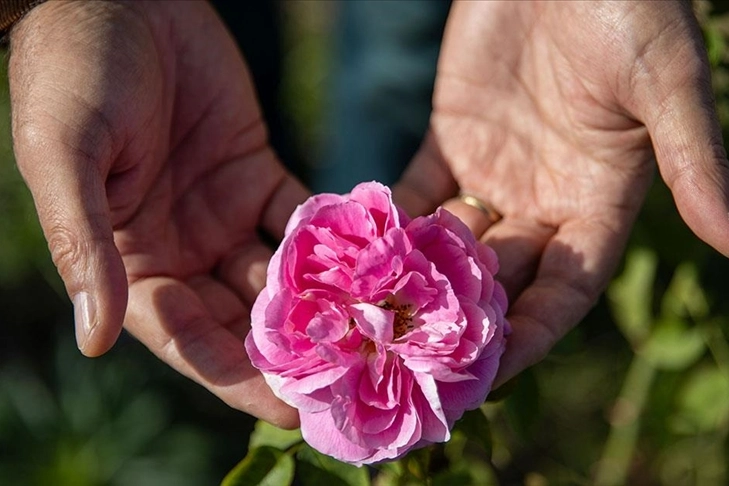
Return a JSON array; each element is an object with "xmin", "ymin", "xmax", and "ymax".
[{"xmin": 380, "ymin": 300, "xmax": 414, "ymax": 339}]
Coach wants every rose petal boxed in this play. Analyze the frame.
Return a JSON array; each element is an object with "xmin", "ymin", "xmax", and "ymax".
[
  {"xmin": 300, "ymin": 410, "xmax": 377, "ymax": 466},
  {"xmin": 439, "ymin": 353, "xmax": 503, "ymax": 426},
  {"xmin": 348, "ymin": 302, "xmax": 394, "ymax": 344},
  {"xmin": 285, "ymin": 193, "xmax": 347, "ymax": 236},
  {"xmin": 352, "ymin": 228, "xmax": 409, "ymax": 298},
  {"xmin": 348, "ymin": 181, "xmax": 400, "ymax": 235},
  {"xmin": 306, "ymin": 304, "xmax": 350, "ymax": 343},
  {"xmin": 412, "ymin": 372, "xmax": 450, "ymax": 443},
  {"xmin": 308, "ymin": 202, "xmax": 377, "ymax": 245}
]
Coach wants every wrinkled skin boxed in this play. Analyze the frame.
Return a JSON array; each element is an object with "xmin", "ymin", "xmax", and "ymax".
[
  {"xmin": 7, "ymin": 0, "xmax": 729, "ymax": 428},
  {"xmin": 9, "ymin": 1, "xmax": 305, "ymax": 427},
  {"xmin": 394, "ymin": 0, "xmax": 729, "ymax": 387}
]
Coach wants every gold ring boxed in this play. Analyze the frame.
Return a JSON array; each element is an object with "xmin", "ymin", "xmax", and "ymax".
[{"xmin": 458, "ymin": 193, "xmax": 502, "ymax": 224}]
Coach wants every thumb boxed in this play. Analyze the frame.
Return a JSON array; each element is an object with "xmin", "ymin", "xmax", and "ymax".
[
  {"xmin": 12, "ymin": 132, "xmax": 128, "ymax": 356},
  {"xmin": 392, "ymin": 131, "xmax": 459, "ymax": 217},
  {"xmin": 634, "ymin": 13, "xmax": 729, "ymax": 257},
  {"xmin": 8, "ymin": 61, "xmax": 128, "ymax": 356},
  {"xmin": 12, "ymin": 130, "xmax": 128, "ymax": 356},
  {"xmin": 649, "ymin": 73, "xmax": 729, "ymax": 257}
]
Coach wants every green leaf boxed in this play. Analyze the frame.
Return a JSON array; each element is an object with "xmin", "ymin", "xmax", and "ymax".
[
  {"xmin": 660, "ymin": 263, "xmax": 709, "ymax": 320},
  {"xmin": 675, "ymin": 365, "xmax": 729, "ymax": 433},
  {"xmin": 504, "ymin": 369, "xmax": 540, "ymax": 440},
  {"xmin": 639, "ymin": 318, "xmax": 705, "ymax": 371},
  {"xmin": 704, "ymin": 21, "xmax": 727, "ymax": 67},
  {"xmin": 295, "ymin": 444, "xmax": 370, "ymax": 486},
  {"xmin": 249, "ymin": 420, "xmax": 303, "ymax": 450},
  {"xmin": 607, "ymin": 248, "xmax": 657, "ymax": 346},
  {"xmin": 295, "ymin": 461, "xmax": 369, "ymax": 486},
  {"xmin": 443, "ymin": 430, "xmax": 468, "ymax": 466},
  {"xmin": 441, "ymin": 431, "xmax": 497, "ymax": 486},
  {"xmin": 221, "ymin": 446, "xmax": 295, "ymax": 486},
  {"xmin": 453, "ymin": 408, "xmax": 492, "ymax": 458},
  {"xmin": 371, "ymin": 461, "xmax": 403, "ymax": 486},
  {"xmin": 403, "ymin": 446, "xmax": 432, "ymax": 482}
]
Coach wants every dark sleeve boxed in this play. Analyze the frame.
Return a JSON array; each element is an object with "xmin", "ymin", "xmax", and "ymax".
[{"xmin": 1, "ymin": 0, "xmax": 47, "ymax": 38}]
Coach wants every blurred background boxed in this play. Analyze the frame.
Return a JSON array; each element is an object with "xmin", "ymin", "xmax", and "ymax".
[{"xmin": 2, "ymin": 1, "xmax": 729, "ymax": 484}]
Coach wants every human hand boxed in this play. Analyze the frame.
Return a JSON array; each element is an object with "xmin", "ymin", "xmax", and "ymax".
[
  {"xmin": 9, "ymin": 0, "xmax": 305, "ymax": 427},
  {"xmin": 395, "ymin": 0, "xmax": 729, "ymax": 386}
]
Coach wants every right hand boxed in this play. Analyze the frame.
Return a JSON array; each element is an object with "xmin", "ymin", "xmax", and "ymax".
[
  {"xmin": 9, "ymin": 0, "xmax": 306, "ymax": 427},
  {"xmin": 395, "ymin": 0, "xmax": 729, "ymax": 388}
]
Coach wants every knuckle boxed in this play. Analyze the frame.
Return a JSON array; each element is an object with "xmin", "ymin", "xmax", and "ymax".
[
  {"xmin": 47, "ymin": 224, "xmax": 90, "ymax": 278},
  {"xmin": 45, "ymin": 215, "xmax": 113, "ymax": 281}
]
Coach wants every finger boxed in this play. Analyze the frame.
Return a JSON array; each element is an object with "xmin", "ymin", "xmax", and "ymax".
[
  {"xmin": 11, "ymin": 122, "xmax": 127, "ymax": 358},
  {"xmin": 441, "ymin": 193, "xmax": 556, "ymax": 301},
  {"xmin": 393, "ymin": 132, "xmax": 459, "ymax": 217},
  {"xmin": 216, "ymin": 242, "xmax": 273, "ymax": 307},
  {"xmin": 651, "ymin": 98, "xmax": 729, "ymax": 257},
  {"xmin": 186, "ymin": 275, "xmax": 249, "ymax": 341},
  {"xmin": 125, "ymin": 276, "xmax": 299, "ymax": 429},
  {"xmin": 631, "ymin": 14, "xmax": 729, "ymax": 257},
  {"xmin": 480, "ymin": 219, "xmax": 555, "ymax": 300},
  {"xmin": 442, "ymin": 196, "xmax": 501, "ymax": 238},
  {"xmin": 261, "ymin": 174, "xmax": 310, "ymax": 240},
  {"xmin": 493, "ymin": 215, "xmax": 629, "ymax": 387}
]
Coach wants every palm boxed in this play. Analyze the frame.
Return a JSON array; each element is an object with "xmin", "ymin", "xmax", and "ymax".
[
  {"xmin": 10, "ymin": 1, "xmax": 303, "ymax": 425},
  {"xmin": 397, "ymin": 1, "xmax": 729, "ymax": 385}
]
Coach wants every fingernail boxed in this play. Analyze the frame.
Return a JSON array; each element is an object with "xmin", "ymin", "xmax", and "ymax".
[{"xmin": 73, "ymin": 291, "xmax": 96, "ymax": 353}]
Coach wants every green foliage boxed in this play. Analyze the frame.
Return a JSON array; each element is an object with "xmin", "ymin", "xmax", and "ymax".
[
  {"xmin": 221, "ymin": 446, "xmax": 295, "ymax": 486},
  {"xmin": 593, "ymin": 245, "xmax": 729, "ymax": 485},
  {"xmin": 221, "ymin": 422, "xmax": 369, "ymax": 486},
  {"xmin": 607, "ymin": 248, "xmax": 657, "ymax": 345},
  {"xmin": 296, "ymin": 444, "xmax": 370, "ymax": 486},
  {"xmin": 225, "ymin": 410, "xmax": 501, "ymax": 486},
  {"xmin": 0, "ymin": 52, "xmax": 53, "ymax": 288},
  {"xmin": 279, "ymin": 1, "xmax": 333, "ymax": 169},
  {"xmin": 248, "ymin": 420, "xmax": 302, "ymax": 450},
  {"xmin": 502, "ymin": 370, "xmax": 540, "ymax": 442},
  {"xmin": 639, "ymin": 318, "xmax": 705, "ymax": 371},
  {"xmin": 674, "ymin": 364, "xmax": 729, "ymax": 434},
  {"xmin": 0, "ymin": 335, "xmax": 219, "ymax": 486},
  {"xmin": 453, "ymin": 407, "xmax": 493, "ymax": 458}
]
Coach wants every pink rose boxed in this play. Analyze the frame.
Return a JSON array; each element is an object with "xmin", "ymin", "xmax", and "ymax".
[{"xmin": 245, "ymin": 182, "xmax": 509, "ymax": 466}]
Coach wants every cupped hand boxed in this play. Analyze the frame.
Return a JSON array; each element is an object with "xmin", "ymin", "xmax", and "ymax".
[
  {"xmin": 395, "ymin": 0, "xmax": 729, "ymax": 386},
  {"xmin": 9, "ymin": 0, "xmax": 305, "ymax": 427}
]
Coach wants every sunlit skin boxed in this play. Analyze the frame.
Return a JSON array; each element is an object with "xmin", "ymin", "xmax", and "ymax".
[
  {"xmin": 394, "ymin": 1, "xmax": 729, "ymax": 388},
  {"xmin": 9, "ymin": 1, "xmax": 305, "ymax": 427},
  {"xmin": 7, "ymin": 0, "xmax": 729, "ymax": 430}
]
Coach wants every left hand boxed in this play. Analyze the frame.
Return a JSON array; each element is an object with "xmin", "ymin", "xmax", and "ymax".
[
  {"xmin": 9, "ymin": 0, "xmax": 306, "ymax": 426},
  {"xmin": 395, "ymin": 0, "xmax": 729, "ymax": 386}
]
